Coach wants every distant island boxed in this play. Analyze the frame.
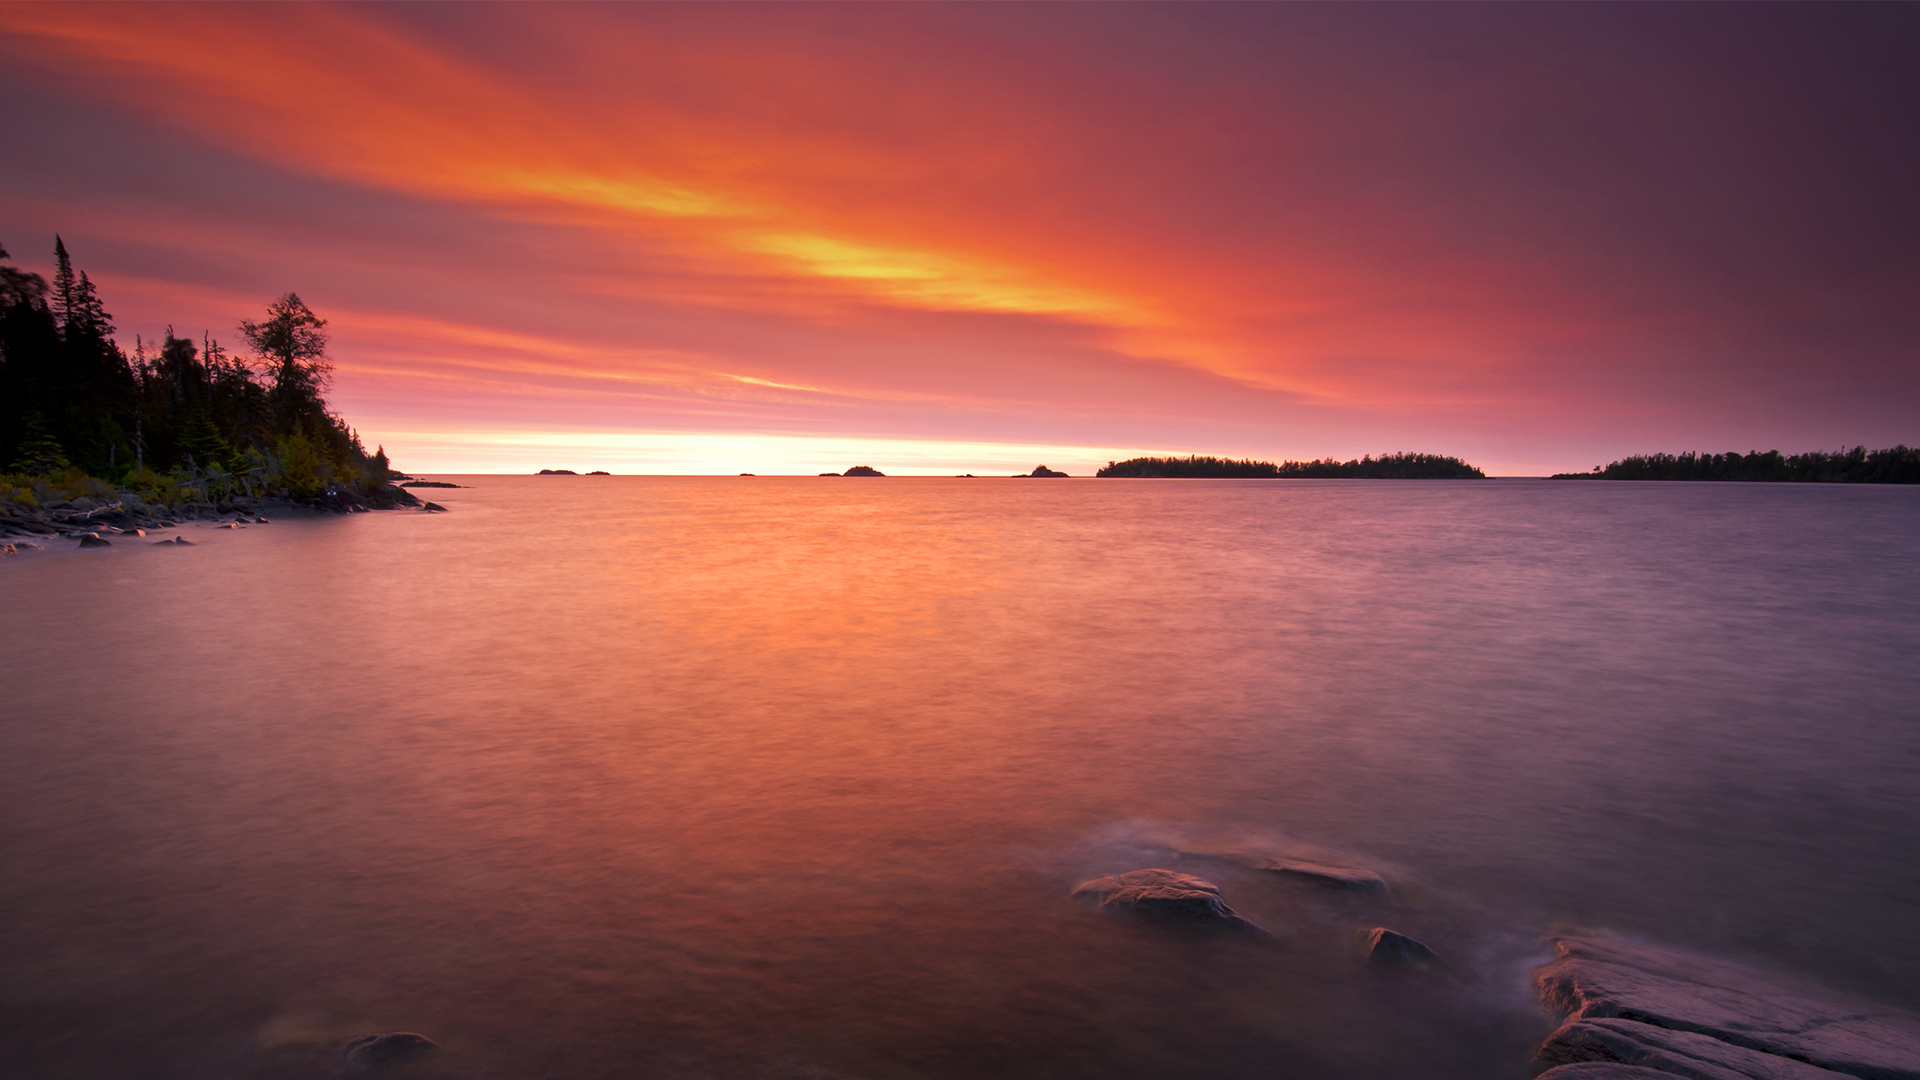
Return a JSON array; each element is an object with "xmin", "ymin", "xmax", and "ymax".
[
  {"xmin": 587, "ymin": 470, "xmax": 609, "ymax": 475},
  {"xmin": 1098, "ymin": 453, "xmax": 1486, "ymax": 479},
  {"xmin": 537, "ymin": 469, "xmax": 577, "ymax": 475},
  {"xmin": 1552, "ymin": 446, "xmax": 1920, "ymax": 483},
  {"xmin": 822, "ymin": 465, "xmax": 885, "ymax": 476},
  {"xmin": 1018, "ymin": 465, "xmax": 1069, "ymax": 477},
  {"xmin": 401, "ymin": 480, "xmax": 462, "ymax": 488}
]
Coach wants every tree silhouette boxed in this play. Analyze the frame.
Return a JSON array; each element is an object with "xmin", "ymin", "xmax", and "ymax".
[
  {"xmin": 239, "ymin": 292, "xmax": 332, "ymax": 435},
  {"xmin": 51, "ymin": 235, "xmax": 76, "ymax": 333}
]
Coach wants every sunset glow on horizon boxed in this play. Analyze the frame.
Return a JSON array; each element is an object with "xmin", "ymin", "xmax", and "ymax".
[{"xmin": 2, "ymin": 2, "xmax": 1915, "ymax": 475}]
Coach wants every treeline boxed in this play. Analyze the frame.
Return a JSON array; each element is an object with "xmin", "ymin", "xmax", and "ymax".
[
  {"xmin": 1552, "ymin": 447, "xmax": 1920, "ymax": 484},
  {"xmin": 1, "ymin": 236, "xmax": 390, "ymax": 506},
  {"xmin": 1098, "ymin": 452, "xmax": 1486, "ymax": 479}
]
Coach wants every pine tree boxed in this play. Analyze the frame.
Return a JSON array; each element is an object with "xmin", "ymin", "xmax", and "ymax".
[
  {"xmin": 51, "ymin": 235, "xmax": 76, "ymax": 334},
  {"xmin": 68, "ymin": 271, "xmax": 114, "ymax": 340},
  {"xmin": 179, "ymin": 414, "xmax": 235, "ymax": 471},
  {"xmin": 11, "ymin": 412, "xmax": 71, "ymax": 475}
]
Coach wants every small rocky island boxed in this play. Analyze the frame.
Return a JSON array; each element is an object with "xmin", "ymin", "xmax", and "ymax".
[{"xmin": 822, "ymin": 465, "xmax": 885, "ymax": 476}]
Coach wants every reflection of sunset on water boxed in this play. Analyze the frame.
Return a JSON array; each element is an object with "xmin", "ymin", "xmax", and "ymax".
[{"xmin": 7, "ymin": 478, "xmax": 1919, "ymax": 1077}]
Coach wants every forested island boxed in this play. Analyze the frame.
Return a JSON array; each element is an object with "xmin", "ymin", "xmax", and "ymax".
[
  {"xmin": 1098, "ymin": 453, "xmax": 1486, "ymax": 478},
  {"xmin": 1552, "ymin": 447, "xmax": 1920, "ymax": 483},
  {"xmin": 1, "ymin": 236, "xmax": 415, "ymax": 538}
]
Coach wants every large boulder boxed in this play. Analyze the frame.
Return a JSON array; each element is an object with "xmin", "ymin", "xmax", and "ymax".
[
  {"xmin": 1539, "ymin": 1066, "xmax": 1699, "ymax": 1080},
  {"xmin": 340, "ymin": 1031, "xmax": 438, "ymax": 1070},
  {"xmin": 1540, "ymin": 1017, "xmax": 1850, "ymax": 1080},
  {"xmin": 1363, "ymin": 927, "xmax": 1438, "ymax": 966},
  {"xmin": 1537, "ymin": 936, "xmax": 1920, "ymax": 1080},
  {"xmin": 1072, "ymin": 868, "xmax": 1270, "ymax": 935},
  {"xmin": 366, "ymin": 485, "xmax": 421, "ymax": 509},
  {"xmin": 313, "ymin": 487, "xmax": 369, "ymax": 513}
]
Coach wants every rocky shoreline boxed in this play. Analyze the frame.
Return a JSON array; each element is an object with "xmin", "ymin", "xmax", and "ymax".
[{"xmin": 1, "ymin": 483, "xmax": 437, "ymax": 553}]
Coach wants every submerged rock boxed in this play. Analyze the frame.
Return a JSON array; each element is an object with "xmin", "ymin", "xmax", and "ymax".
[
  {"xmin": 422, "ymin": 502, "xmax": 447, "ymax": 513},
  {"xmin": 1174, "ymin": 840, "xmax": 1389, "ymax": 894},
  {"xmin": 1363, "ymin": 927, "xmax": 1438, "ymax": 966},
  {"xmin": 1537, "ymin": 936, "xmax": 1920, "ymax": 1080},
  {"xmin": 340, "ymin": 1031, "xmax": 438, "ymax": 1070},
  {"xmin": 1537, "ymin": 1066, "xmax": 1690, "ymax": 1080},
  {"xmin": 1540, "ymin": 1017, "xmax": 1848, "ymax": 1080},
  {"xmin": 1266, "ymin": 857, "xmax": 1388, "ymax": 893},
  {"xmin": 1072, "ymin": 868, "xmax": 1270, "ymax": 935},
  {"xmin": 77, "ymin": 534, "xmax": 111, "ymax": 548}
]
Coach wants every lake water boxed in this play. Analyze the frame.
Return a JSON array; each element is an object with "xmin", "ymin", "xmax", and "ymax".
[{"xmin": 4, "ymin": 477, "xmax": 1918, "ymax": 1079}]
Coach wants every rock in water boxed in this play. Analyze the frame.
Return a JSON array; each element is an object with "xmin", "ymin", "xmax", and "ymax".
[
  {"xmin": 1537, "ymin": 1066, "xmax": 1690, "ymax": 1080},
  {"xmin": 1363, "ymin": 927, "xmax": 1438, "ymax": 966},
  {"xmin": 1072, "ymin": 868, "xmax": 1270, "ymax": 935},
  {"xmin": 340, "ymin": 1031, "xmax": 438, "ymax": 1070},
  {"xmin": 77, "ymin": 534, "xmax": 111, "ymax": 548},
  {"xmin": 1175, "ymin": 840, "xmax": 1389, "ymax": 894},
  {"xmin": 423, "ymin": 502, "xmax": 447, "ymax": 513},
  {"xmin": 1540, "ymin": 1017, "xmax": 1849, "ymax": 1080},
  {"xmin": 1536, "ymin": 935, "xmax": 1920, "ymax": 1080}
]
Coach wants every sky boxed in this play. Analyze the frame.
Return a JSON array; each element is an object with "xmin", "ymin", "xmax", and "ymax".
[{"xmin": 1, "ymin": 2, "xmax": 1915, "ymax": 476}]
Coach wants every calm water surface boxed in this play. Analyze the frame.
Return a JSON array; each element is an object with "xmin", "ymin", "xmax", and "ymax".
[{"xmin": 4, "ymin": 477, "xmax": 1918, "ymax": 1079}]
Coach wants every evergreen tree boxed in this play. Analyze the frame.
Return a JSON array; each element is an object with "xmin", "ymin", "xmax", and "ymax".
[
  {"xmin": 10, "ymin": 412, "xmax": 71, "ymax": 475},
  {"xmin": 68, "ymin": 271, "xmax": 114, "ymax": 341},
  {"xmin": 51, "ymin": 235, "xmax": 76, "ymax": 334},
  {"xmin": 0, "ymin": 243, "xmax": 49, "ymax": 313},
  {"xmin": 179, "ymin": 414, "xmax": 236, "ymax": 471}
]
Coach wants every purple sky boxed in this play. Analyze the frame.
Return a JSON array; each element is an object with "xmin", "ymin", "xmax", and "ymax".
[{"xmin": 2, "ymin": 3, "xmax": 1915, "ymax": 474}]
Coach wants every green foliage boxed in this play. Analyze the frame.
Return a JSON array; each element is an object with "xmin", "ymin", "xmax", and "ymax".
[
  {"xmin": 1553, "ymin": 446, "xmax": 1920, "ymax": 483},
  {"xmin": 1098, "ymin": 452, "xmax": 1486, "ymax": 478},
  {"xmin": 179, "ymin": 414, "xmax": 238, "ymax": 472},
  {"xmin": 271, "ymin": 430, "xmax": 328, "ymax": 498},
  {"xmin": 9, "ymin": 413, "xmax": 71, "ymax": 475}
]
